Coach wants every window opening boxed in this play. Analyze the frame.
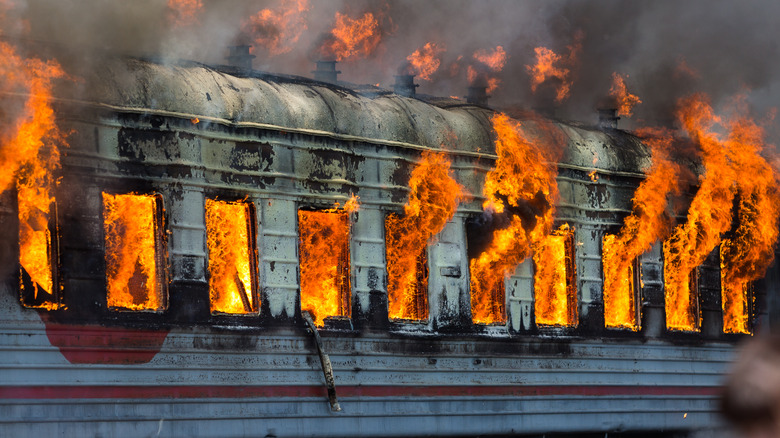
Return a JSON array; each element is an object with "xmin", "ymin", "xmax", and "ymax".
[
  {"xmin": 102, "ymin": 192, "xmax": 167, "ymax": 311},
  {"xmin": 206, "ymin": 199, "xmax": 258, "ymax": 314},
  {"xmin": 298, "ymin": 209, "xmax": 351, "ymax": 327},
  {"xmin": 534, "ymin": 225, "xmax": 577, "ymax": 327}
]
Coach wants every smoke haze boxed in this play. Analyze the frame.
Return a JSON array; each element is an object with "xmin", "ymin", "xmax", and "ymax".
[{"xmin": 3, "ymin": 0, "xmax": 779, "ymax": 132}]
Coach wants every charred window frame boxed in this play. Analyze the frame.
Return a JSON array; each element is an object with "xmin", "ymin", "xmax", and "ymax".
[
  {"xmin": 662, "ymin": 240, "xmax": 701, "ymax": 332},
  {"xmin": 298, "ymin": 207, "xmax": 352, "ymax": 327},
  {"xmin": 602, "ymin": 234, "xmax": 642, "ymax": 331},
  {"xmin": 384, "ymin": 211, "xmax": 430, "ymax": 322},
  {"xmin": 533, "ymin": 227, "xmax": 578, "ymax": 327},
  {"xmin": 205, "ymin": 198, "xmax": 260, "ymax": 315},
  {"xmin": 101, "ymin": 192, "xmax": 168, "ymax": 313},
  {"xmin": 18, "ymin": 197, "xmax": 62, "ymax": 310}
]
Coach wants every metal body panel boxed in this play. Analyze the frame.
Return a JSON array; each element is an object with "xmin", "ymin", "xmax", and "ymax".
[
  {"xmin": 1, "ymin": 285, "xmax": 729, "ymax": 437},
  {"xmin": 0, "ymin": 58, "xmax": 750, "ymax": 437}
]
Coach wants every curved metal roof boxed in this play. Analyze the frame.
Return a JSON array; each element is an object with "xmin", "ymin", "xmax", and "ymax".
[{"xmin": 63, "ymin": 56, "xmax": 651, "ymax": 175}]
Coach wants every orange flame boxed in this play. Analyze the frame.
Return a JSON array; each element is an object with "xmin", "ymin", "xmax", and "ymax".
[
  {"xmin": 0, "ymin": 40, "xmax": 66, "ymax": 308},
  {"xmin": 526, "ymin": 32, "xmax": 582, "ymax": 102},
  {"xmin": 719, "ymin": 106, "xmax": 780, "ymax": 334},
  {"xmin": 603, "ymin": 128, "xmax": 682, "ymax": 330},
  {"xmin": 206, "ymin": 199, "xmax": 257, "ymax": 314},
  {"xmin": 470, "ymin": 114, "xmax": 560, "ymax": 324},
  {"xmin": 468, "ymin": 45, "xmax": 507, "ymax": 94},
  {"xmin": 320, "ymin": 11, "xmax": 382, "ymax": 61},
  {"xmin": 406, "ymin": 42, "xmax": 445, "ymax": 81},
  {"xmin": 243, "ymin": 0, "xmax": 310, "ymax": 56},
  {"xmin": 167, "ymin": 0, "xmax": 203, "ymax": 28},
  {"xmin": 299, "ymin": 200, "xmax": 357, "ymax": 326},
  {"xmin": 534, "ymin": 224, "xmax": 577, "ymax": 327},
  {"xmin": 103, "ymin": 193, "xmax": 165, "ymax": 311},
  {"xmin": 473, "ymin": 46, "xmax": 507, "ymax": 72},
  {"xmin": 609, "ymin": 73, "xmax": 642, "ymax": 117},
  {"xmin": 386, "ymin": 150, "xmax": 467, "ymax": 320},
  {"xmin": 664, "ymin": 94, "xmax": 740, "ymax": 331}
]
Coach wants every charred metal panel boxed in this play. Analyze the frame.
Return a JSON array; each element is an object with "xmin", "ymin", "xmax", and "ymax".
[
  {"xmin": 700, "ymin": 249, "xmax": 724, "ymax": 338},
  {"xmin": 350, "ymin": 207, "xmax": 387, "ymax": 328},
  {"xmin": 428, "ymin": 215, "xmax": 470, "ymax": 330},
  {"xmin": 509, "ymin": 259, "xmax": 534, "ymax": 332},
  {"xmin": 641, "ymin": 243, "xmax": 665, "ymax": 338},
  {"xmin": 168, "ymin": 187, "xmax": 206, "ymax": 282},
  {"xmin": 259, "ymin": 199, "xmax": 298, "ymax": 320},
  {"xmin": 576, "ymin": 224, "xmax": 604, "ymax": 333}
]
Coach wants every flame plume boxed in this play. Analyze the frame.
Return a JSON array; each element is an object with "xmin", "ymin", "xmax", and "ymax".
[
  {"xmin": 386, "ymin": 150, "xmax": 467, "ymax": 321},
  {"xmin": 603, "ymin": 128, "xmax": 682, "ymax": 330},
  {"xmin": 470, "ymin": 114, "xmax": 560, "ymax": 324},
  {"xmin": 473, "ymin": 46, "xmax": 507, "ymax": 72},
  {"xmin": 243, "ymin": 0, "xmax": 310, "ymax": 56},
  {"xmin": 526, "ymin": 32, "xmax": 582, "ymax": 103},
  {"xmin": 468, "ymin": 45, "xmax": 507, "ymax": 94},
  {"xmin": 103, "ymin": 193, "xmax": 165, "ymax": 311},
  {"xmin": 0, "ymin": 40, "xmax": 66, "ymax": 308},
  {"xmin": 167, "ymin": 0, "xmax": 203, "ymax": 27},
  {"xmin": 320, "ymin": 11, "xmax": 382, "ymax": 61},
  {"xmin": 719, "ymin": 113, "xmax": 780, "ymax": 334},
  {"xmin": 406, "ymin": 42, "xmax": 445, "ymax": 81},
  {"xmin": 609, "ymin": 73, "xmax": 642, "ymax": 117},
  {"xmin": 664, "ymin": 94, "xmax": 739, "ymax": 331},
  {"xmin": 206, "ymin": 199, "xmax": 257, "ymax": 314},
  {"xmin": 534, "ymin": 224, "xmax": 577, "ymax": 326},
  {"xmin": 298, "ymin": 197, "xmax": 358, "ymax": 327}
]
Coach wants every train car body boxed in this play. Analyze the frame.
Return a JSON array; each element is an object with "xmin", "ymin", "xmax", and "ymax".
[{"xmin": 0, "ymin": 56, "xmax": 769, "ymax": 437}]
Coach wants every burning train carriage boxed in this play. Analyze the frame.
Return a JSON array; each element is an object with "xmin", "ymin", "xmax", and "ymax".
[{"xmin": 0, "ymin": 55, "xmax": 766, "ymax": 437}]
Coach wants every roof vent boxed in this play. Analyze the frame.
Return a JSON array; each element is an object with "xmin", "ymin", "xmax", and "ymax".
[
  {"xmin": 393, "ymin": 74, "xmax": 418, "ymax": 98},
  {"xmin": 467, "ymin": 85, "xmax": 489, "ymax": 106},
  {"xmin": 598, "ymin": 108, "xmax": 620, "ymax": 129},
  {"xmin": 313, "ymin": 60, "xmax": 341, "ymax": 83},
  {"xmin": 226, "ymin": 45, "xmax": 255, "ymax": 72}
]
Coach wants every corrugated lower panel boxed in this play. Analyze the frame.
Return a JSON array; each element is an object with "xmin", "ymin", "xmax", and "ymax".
[{"xmin": 0, "ymin": 311, "xmax": 732, "ymax": 437}]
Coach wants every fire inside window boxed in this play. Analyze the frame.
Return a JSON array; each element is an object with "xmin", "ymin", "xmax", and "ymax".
[
  {"xmin": 18, "ymin": 192, "xmax": 60, "ymax": 309},
  {"xmin": 298, "ymin": 209, "xmax": 352, "ymax": 327},
  {"xmin": 102, "ymin": 192, "xmax": 167, "ymax": 312},
  {"xmin": 720, "ymin": 239, "xmax": 751, "ymax": 334},
  {"xmin": 662, "ymin": 241, "xmax": 700, "ymax": 332},
  {"xmin": 533, "ymin": 226, "xmax": 577, "ymax": 327},
  {"xmin": 385, "ymin": 213, "xmax": 430, "ymax": 322},
  {"xmin": 602, "ymin": 235, "xmax": 641, "ymax": 331},
  {"xmin": 205, "ymin": 199, "xmax": 258, "ymax": 314}
]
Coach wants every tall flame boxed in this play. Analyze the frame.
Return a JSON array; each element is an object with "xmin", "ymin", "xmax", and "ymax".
[
  {"xmin": 298, "ymin": 199, "xmax": 357, "ymax": 326},
  {"xmin": 206, "ymin": 199, "xmax": 257, "ymax": 314},
  {"xmin": 0, "ymin": 39, "xmax": 66, "ymax": 308},
  {"xmin": 609, "ymin": 73, "xmax": 642, "ymax": 117},
  {"xmin": 320, "ymin": 11, "xmax": 382, "ymax": 61},
  {"xmin": 103, "ymin": 193, "xmax": 165, "ymax": 311},
  {"xmin": 603, "ymin": 128, "xmax": 682, "ymax": 330},
  {"xmin": 167, "ymin": 0, "xmax": 203, "ymax": 28},
  {"xmin": 386, "ymin": 150, "xmax": 466, "ymax": 320},
  {"xmin": 664, "ymin": 94, "xmax": 739, "ymax": 331},
  {"xmin": 406, "ymin": 42, "xmax": 445, "ymax": 81},
  {"xmin": 243, "ymin": 0, "xmax": 310, "ymax": 56},
  {"xmin": 534, "ymin": 224, "xmax": 577, "ymax": 327},
  {"xmin": 470, "ymin": 114, "xmax": 560, "ymax": 324},
  {"xmin": 526, "ymin": 32, "xmax": 582, "ymax": 102},
  {"xmin": 719, "ymin": 108, "xmax": 780, "ymax": 334}
]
